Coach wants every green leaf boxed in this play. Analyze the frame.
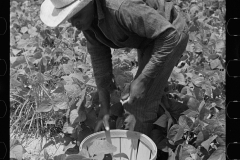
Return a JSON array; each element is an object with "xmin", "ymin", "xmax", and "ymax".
[
  {"xmin": 46, "ymin": 120, "xmax": 55, "ymax": 125},
  {"xmin": 190, "ymin": 5, "xmax": 199, "ymax": 15},
  {"xmin": 77, "ymin": 63, "xmax": 90, "ymax": 73},
  {"xmin": 36, "ymin": 101, "xmax": 53, "ymax": 113},
  {"xmin": 215, "ymin": 40, "xmax": 225, "ymax": 52},
  {"xmin": 63, "ymin": 62, "xmax": 74, "ymax": 74},
  {"xmin": 178, "ymin": 115, "xmax": 193, "ymax": 130},
  {"xmin": 217, "ymin": 110, "xmax": 225, "ymax": 126},
  {"xmin": 85, "ymin": 108, "xmax": 98, "ymax": 130},
  {"xmin": 208, "ymin": 54, "xmax": 219, "ymax": 60},
  {"xmin": 36, "ymin": 72, "xmax": 44, "ymax": 83},
  {"xmin": 115, "ymin": 74, "xmax": 128, "ymax": 89},
  {"xmin": 201, "ymin": 135, "xmax": 218, "ymax": 151},
  {"xmin": 28, "ymin": 26, "xmax": 38, "ymax": 37},
  {"xmin": 70, "ymin": 109, "xmax": 79, "ymax": 125},
  {"xmin": 199, "ymin": 106, "xmax": 210, "ymax": 121},
  {"xmin": 174, "ymin": 127, "xmax": 185, "ymax": 143},
  {"xmin": 11, "ymin": 77, "xmax": 22, "ymax": 88},
  {"xmin": 70, "ymin": 109, "xmax": 86, "ymax": 126},
  {"xmin": 186, "ymin": 43, "xmax": 194, "ymax": 52},
  {"xmin": 63, "ymin": 142, "xmax": 77, "ymax": 152},
  {"xmin": 10, "ymin": 57, "xmax": 17, "ymax": 64},
  {"xmin": 62, "ymin": 122, "xmax": 74, "ymax": 134},
  {"xmin": 53, "ymin": 154, "xmax": 66, "ymax": 160},
  {"xmin": 53, "ymin": 85, "xmax": 65, "ymax": 93},
  {"xmin": 187, "ymin": 97, "xmax": 200, "ymax": 111},
  {"xmin": 10, "ymin": 139, "xmax": 20, "ymax": 148},
  {"xmin": 170, "ymin": 69, "xmax": 186, "ymax": 85},
  {"xmin": 11, "ymin": 56, "xmax": 26, "ymax": 68},
  {"xmin": 192, "ymin": 76, "xmax": 205, "ymax": 87},
  {"xmin": 10, "ymin": 145, "xmax": 26, "ymax": 160},
  {"xmin": 214, "ymin": 126, "xmax": 225, "ymax": 140},
  {"xmin": 10, "ymin": 33, "xmax": 16, "ymax": 46},
  {"xmin": 193, "ymin": 87, "xmax": 204, "ymax": 101},
  {"xmin": 216, "ymin": 137, "xmax": 225, "ymax": 146},
  {"xmin": 20, "ymin": 26, "xmax": 28, "ymax": 33},
  {"xmin": 86, "ymin": 78, "xmax": 96, "ymax": 87},
  {"xmin": 17, "ymin": 38, "xmax": 31, "ymax": 49},
  {"xmin": 168, "ymin": 148, "xmax": 176, "ymax": 160},
  {"xmin": 44, "ymin": 149, "xmax": 50, "ymax": 160},
  {"xmin": 64, "ymin": 49, "xmax": 74, "ymax": 59},
  {"xmin": 33, "ymin": 51, "xmax": 42, "ymax": 59},
  {"xmin": 12, "ymin": 49, "xmax": 21, "ymax": 56},
  {"xmin": 181, "ymin": 144, "xmax": 197, "ymax": 160},
  {"xmin": 21, "ymin": 33, "xmax": 30, "ymax": 40},
  {"xmin": 74, "ymin": 45, "xmax": 87, "ymax": 55},
  {"xmin": 69, "ymin": 73, "xmax": 85, "ymax": 83},
  {"xmin": 202, "ymin": 84, "xmax": 212, "ymax": 97},
  {"xmin": 154, "ymin": 114, "xmax": 168, "ymax": 128},
  {"xmin": 65, "ymin": 146, "xmax": 80, "ymax": 155},
  {"xmin": 181, "ymin": 109, "xmax": 198, "ymax": 118},
  {"xmin": 77, "ymin": 126, "xmax": 93, "ymax": 144},
  {"xmin": 175, "ymin": 145, "xmax": 183, "ymax": 160},
  {"xmin": 181, "ymin": 87, "xmax": 194, "ymax": 96},
  {"xmin": 195, "ymin": 131, "xmax": 204, "ymax": 146},
  {"xmin": 78, "ymin": 110, "xmax": 87, "ymax": 122},
  {"xmin": 79, "ymin": 148, "xmax": 89, "ymax": 158},
  {"xmin": 198, "ymin": 100, "xmax": 205, "ymax": 112},
  {"xmin": 168, "ymin": 124, "xmax": 184, "ymax": 143},
  {"xmin": 88, "ymin": 139, "xmax": 117, "ymax": 157},
  {"xmin": 76, "ymin": 88, "xmax": 86, "ymax": 108},
  {"xmin": 210, "ymin": 59, "xmax": 221, "ymax": 69},
  {"xmin": 208, "ymin": 146, "xmax": 225, "ymax": 160},
  {"xmin": 64, "ymin": 84, "xmax": 81, "ymax": 96},
  {"xmin": 43, "ymin": 140, "xmax": 55, "ymax": 150},
  {"xmin": 62, "ymin": 75, "xmax": 74, "ymax": 84},
  {"xmin": 130, "ymin": 67, "xmax": 138, "ymax": 77},
  {"xmin": 55, "ymin": 101, "xmax": 68, "ymax": 110}
]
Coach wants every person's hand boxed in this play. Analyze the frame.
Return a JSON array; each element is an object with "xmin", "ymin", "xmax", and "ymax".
[
  {"xmin": 124, "ymin": 113, "xmax": 136, "ymax": 131},
  {"xmin": 94, "ymin": 86, "xmax": 111, "ymax": 132},
  {"xmin": 94, "ymin": 108, "xmax": 110, "ymax": 132},
  {"xmin": 128, "ymin": 74, "xmax": 151, "ymax": 105}
]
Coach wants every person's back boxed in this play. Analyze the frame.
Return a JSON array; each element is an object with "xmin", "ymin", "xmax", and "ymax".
[{"xmin": 82, "ymin": 0, "xmax": 178, "ymax": 49}]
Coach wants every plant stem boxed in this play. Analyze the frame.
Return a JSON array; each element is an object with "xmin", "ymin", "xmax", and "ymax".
[
  {"xmin": 11, "ymin": 93, "xmax": 27, "ymax": 100},
  {"xmin": 11, "ymin": 98, "xmax": 29, "ymax": 128},
  {"xmin": 21, "ymin": 103, "xmax": 34, "ymax": 134},
  {"xmin": 10, "ymin": 98, "xmax": 24, "ymax": 105},
  {"xmin": 26, "ymin": 112, "xmax": 36, "ymax": 137},
  {"xmin": 40, "ymin": 84, "xmax": 53, "ymax": 100},
  {"xmin": 24, "ymin": 53, "xmax": 33, "ymax": 77}
]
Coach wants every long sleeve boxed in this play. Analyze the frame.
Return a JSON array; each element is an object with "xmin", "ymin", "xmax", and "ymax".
[
  {"xmin": 82, "ymin": 30, "xmax": 115, "ymax": 91},
  {"xmin": 141, "ymin": 29, "xmax": 180, "ymax": 78},
  {"xmin": 117, "ymin": 0, "xmax": 180, "ymax": 78}
]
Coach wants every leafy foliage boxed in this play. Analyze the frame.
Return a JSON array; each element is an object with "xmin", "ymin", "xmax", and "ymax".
[{"xmin": 10, "ymin": 0, "xmax": 225, "ymax": 160}]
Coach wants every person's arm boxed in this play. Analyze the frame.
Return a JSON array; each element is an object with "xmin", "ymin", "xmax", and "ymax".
[
  {"xmin": 117, "ymin": 0, "xmax": 178, "ymax": 79},
  {"xmin": 82, "ymin": 30, "xmax": 115, "ymax": 118}
]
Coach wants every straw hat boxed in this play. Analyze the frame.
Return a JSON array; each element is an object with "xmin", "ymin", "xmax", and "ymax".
[{"xmin": 40, "ymin": 0, "xmax": 92, "ymax": 27}]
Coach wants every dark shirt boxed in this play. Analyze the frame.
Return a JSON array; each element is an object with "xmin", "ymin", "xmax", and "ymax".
[{"xmin": 82, "ymin": 0, "xmax": 183, "ymax": 89}]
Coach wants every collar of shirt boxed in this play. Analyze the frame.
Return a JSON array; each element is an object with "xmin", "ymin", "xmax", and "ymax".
[{"xmin": 94, "ymin": 0, "xmax": 105, "ymax": 21}]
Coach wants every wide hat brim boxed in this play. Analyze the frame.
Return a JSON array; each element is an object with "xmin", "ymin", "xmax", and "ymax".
[{"xmin": 40, "ymin": 0, "xmax": 92, "ymax": 27}]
